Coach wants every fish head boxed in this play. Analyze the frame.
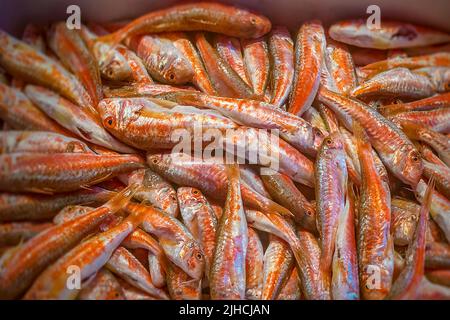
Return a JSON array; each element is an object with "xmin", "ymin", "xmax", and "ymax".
[
  {"xmin": 178, "ymin": 240, "xmax": 205, "ymax": 280},
  {"xmin": 397, "ymin": 146, "xmax": 423, "ymax": 187},
  {"xmin": 233, "ymin": 9, "xmax": 272, "ymax": 38},
  {"xmin": 161, "ymin": 56, "xmax": 194, "ymax": 85},
  {"xmin": 312, "ymin": 126, "xmax": 325, "ymax": 153},
  {"xmin": 99, "ymin": 47, "xmax": 132, "ymax": 81},
  {"xmin": 321, "ymin": 131, "xmax": 344, "ymax": 151},
  {"xmin": 146, "ymin": 153, "xmax": 172, "ymax": 174},
  {"xmin": 177, "ymin": 187, "xmax": 207, "ymax": 208},
  {"xmin": 98, "ymin": 98, "xmax": 142, "ymax": 133}
]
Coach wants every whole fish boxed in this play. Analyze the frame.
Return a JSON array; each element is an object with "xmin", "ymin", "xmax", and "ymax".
[
  {"xmin": 195, "ymin": 33, "xmax": 254, "ymax": 98},
  {"xmin": 47, "ymin": 22, "xmax": 103, "ymax": 105},
  {"xmin": 210, "ymin": 165, "xmax": 248, "ymax": 300},
  {"xmin": 388, "ymin": 180, "xmax": 433, "ymax": 299},
  {"xmin": 245, "ymin": 227, "xmax": 264, "ymax": 300},
  {"xmin": 176, "ymin": 187, "xmax": 217, "ymax": 277},
  {"xmin": 288, "ymin": 21, "xmax": 326, "ymax": 116},
  {"xmin": 268, "ymin": 26, "xmax": 294, "ymax": 107},
  {"xmin": 214, "ymin": 35, "xmax": 250, "ymax": 86},
  {"xmin": 0, "ymin": 30, "xmax": 94, "ymax": 114},
  {"xmin": 0, "ymin": 187, "xmax": 112, "ymax": 221},
  {"xmin": 106, "ymin": 246, "xmax": 167, "ymax": 299},
  {"xmin": 391, "ymin": 198, "xmax": 421, "ymax": 246},
  {"xmin": 390, "ymin": 108, "xmax": 450, "ymax": 134},
  {"xmin": 146, "ymin": 153, "xmax": 292, "ymax": 217},
  {"xmin": 0, "ymin": 152, "xmax": 144, "ymax": 193},
  {"xmin": 0, "ymin": 131, "xmax": 92, "ymax": 154},
  {"xmin": 351, "ymin": 68, "xmax": 435, "ymax": 101},
  {"xmin": 166, "ymin": 262, "xmax": 201, "ymax": 300},
  {"xmin": 0, "ymin": 222, "xmax": 52, "ymax": 247},
  {"xmin": 96, "ymin": 2, "xmax": 271, "ymax": 46},
  {"xmin": 329, "ymin": 20, "xmax": 450, "ymax": 49},
  {"xmin": 0, "ymin": 83, "xmax": 68, "ymax": 133},
  {"xmin": 414, "ymin": 67, "xmax": 450, "ymax": 92},
  {"xmin": 97, "ymin": 97, "xmax": 237, "ymax": 150},
  {"xmin": 354, "ymin": 123, "xmax": 393, "ymax": 300},
  {"xmin": 25, "ymin": 85, "xmax": 136, "ymax": 153},
  {"xmin": 242, "ymin": 37, "xmax": 270, "ymax": 98},
  {"xmin": 126, "ymin": 35, "xmax": 193, "ymax": 84},
  {"xmin": 103, "ymin": 82, "xmax": 196, "ymax": 98},
  {"xmin": 119, "ymin": 169, "xmax": 179, "ymax": 217},
  {"xmin": 78, "ymin": 269, "xmax": 125, "ymax": 300},
  {"xmin": 315, "ymin": 132, "xmax": 348, "ymax": 274},
  {"xmin": 0, "ymin": 186, "xmax": 135, "ymax": 299},
  {"xmin": 260, "ymin": 169, "xmax": 317, "ymax": 232},
  {"xmin": 261, "ymin": 235, "xmax": 294, "ymax": 300},
  {"xmin": 317, "ymin": 87, "xmax": 423, "ymax": 187},
  {"xmin": 379, "ymin": 92, "xmax": 450, "ymax": 116},
  {"xmin": 157, "ymin": 90, "xmax": 323, "ymax": 157},
  {"xmin": 130, "ymin": 202, "xmax": 205, "ymax": 280}
]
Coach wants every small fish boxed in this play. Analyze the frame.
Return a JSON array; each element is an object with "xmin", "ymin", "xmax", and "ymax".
[
  {"xmin": 0, "ymin": 30, "xmax": 94, "ymax": 114},
  {"xmin": 329, "ymin": 20, "xmax": 450, "ymax": 49},
  {"xmin": 379, "ymin": 92, "xmax": 450, "ymax": 116},
  {"xmin": 209, "ymin": 165, "xmax": 248, "ymax": 300},
  {"xmin": 268, "ymin": 26, "xmax": 294, "ymax": 107},
  {"xmin": 78, "ymin": 268, "xmax": 125, "ymax": 300},
  {"xmin": 288, "ymin": 21, "xmax": 326, "ymax": 116},
  {"xmin": 126, "ymin": 34, "xmax": 193, "ymax": 84},
  {"xmin": 315, "ymin": 132, "xmax": 348, "ymax": 275},
  {"xmin": 96, "ymin": 2, "xmax": 271, "ymax": 46},
  {"xmin": 103, "ymin": 82, "xmax": 196, "ymax": 98},
  {"xmin": 25, "ymin": 85, "xmax": 136, "ymax": 153},
  {"xmin": 351, "ymin": 68, "xmax": 435, "ymax": 101},
  {"xmin": 0, "ymin": 131, "xmax": 92, "ymax": 154},
  {"xmin": 242, "ymin": 37, "xmax": 270, "ymax": 98},
  {"xmin": 0, "ymin": 222, "xmax": 52, "ymax": 247},
  {"xmin": 245, "ymin": 227, "xmax": 264, "ymax": 300},
  {"xmin": 390, "ymin": 108, "xmax": 450, "ymax": 134}
]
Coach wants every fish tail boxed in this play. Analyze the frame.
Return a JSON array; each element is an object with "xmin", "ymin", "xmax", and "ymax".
[
  {"xmin": 263, "ymin": 199, "xmax": 294, "ymax": 217},
  {"xmin": 102, "ymin": 183, "xmax": 139, "ymax": 213}
]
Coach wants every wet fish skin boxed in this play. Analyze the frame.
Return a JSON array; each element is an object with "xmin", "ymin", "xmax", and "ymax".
[
  {"xmin": 77, "ymin": 269, "xmax": 125, "ymax": 300},
  {"xmin": 390, "ymin": 108, "xmax": 450, "ymax": 134},
  {"xmin": 242, "ymin": 37, "xmax": 270, "ymax": 98},
  {"xmin": 166, "ymin": 262, "xmax": 201, "ymax": 300},
  {"xmin": 245, "ymin": 227, "xmax": 264, "ymax": 300},
  {"xmin": 0, "ymin": 222, "xmax": 52, "ymax": 247},
  {"xmin": 391, "ymin": 198, "xmax": 421, "ymax": 247},
  {"xmin": 414, "ymin": 66, "xmax": 450, "ymax": 92},
  {"xmin": 379, "ymin": 92, "xmax": 450, "ymax": 116},
  {"xmin": 325, "ymin": 39, "xmax": 358, "ymax": 95}
]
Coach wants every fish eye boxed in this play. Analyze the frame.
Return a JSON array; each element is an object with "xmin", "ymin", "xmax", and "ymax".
[
  {"xmin": 250, "ymin": 18, "xmax": 256, "ymax": 24},
  {"xmin": 305, "ymin": 210, "xmax": 312, "ymax": 216},
  {"xmin": 104, "ymin": 116, "xmax": 115, "ymax": 128},
  {"xmin": 168, "ymin": 73, "xmax": 175, "ymax": 80},
  {"xmin": 196, "ymin": 252, "xmax": 203, "ymax": 260},
  {"xmin": 151, "ymin": 157, "xmax": 159, "ymax": 164},
  {"xmin": 410, "ymin": 152, "xmax": 420, "ymax": 162},
  {"xmin": 326, "ymin": 138, "xmax": 333, "ymax": 145},
  {"xmin": 192, "ymin": 189, "xmax": 199, "ymax": 195}
]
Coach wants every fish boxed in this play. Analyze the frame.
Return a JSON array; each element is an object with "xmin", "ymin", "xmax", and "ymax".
[
  {"xmin": 0, "ymin": 222, "xmax": 52, "ymax": 247},
  {"xmin": 0, "ymin": 83, "xmax": 69, "ymax": 134},
  {"xmin": 146, "ymin": 153, "xmax": 292, "ymax": 217},
  {"xmin": 329, "ymin": 19, "xmax": 450, "ymax": 49},
  {"xmin": 387, "ymin": 179, "xmax": 433, "ymax": 299},
  {"xmin": 103, "ymin": 82, "xmax": 196, "ymax": 98},
  {"xmin": 351, "ymin": 68, "xmax": 435, "ymax": 101},
  {"xmin": 166, "ymin": 262, "xmax": 201, "ymax": 300},
  {"xmin": 268, "ymin": 26, "xmax": 294, "ymax": 107},
  {"xmin": 315, "ymin": 132, "xmax": 348, "ymax": 275},
  {"xmin": 325, "ymin": 39, "xmax": 358, "ymax": 95},
  {"xmin": 391, "ymin": 198, "xmax": 421, "ymax": 246},
  {"xmin": 317, "ymin": 87, "xmax": 423, "ymax": 187},
  {"xmin": 126, "ymin": 34, "xmax": 193, "ymax": 85},
  {"xmin": 0, "ymin": 131, "xmax": 92, "ymax": 154},
  {"xmin": 214, "ymin": 35, "xmax": 249, "ymax": 84},
  {"xmin": 176, "ymin": 187, "xmax": 217, "ymax": 278},
  {"xmin": 0, "ymin": 152, "xmax": 144, "ymax": 193},
  {"xmin": 47, "ymin": 22, "xmax": 103, "ymax": 105},
  {"xmin": 0, "ymin": 30, "xmax": 94, "ymax": 114},
  {"xmin": 157, "ymin": 90, "xmax": 324, "ymax": 157},
  {"xmin": 114, "ymin": 46, "xmax": 153, "ymax": 84},
  {"xmin": 261, "ymin": 235, "xmax": 294, "ymax": 300},
  {"xmin": 288, "ymin": 21, "xmax": 326, "ymax": 116},
  {"xmin": 390, "ymin": 108, "xmax": 450, "ymax": 134},
  {"xmin": 245, "ymin": 227, "xmax": 264, "ymax": 300},
  {"xmin": 414, "ymin": 67, "xmax": 450, "ymax": 92},
  {"xmin": 277, "ymin": 268, "xmax": 301, "ymax": 300},
  {"xmin": 379, "ymin": 92, "xmax": 450, "ymax": 116},
  {"xmin": 77, "ymin": 268, "xmax": 125, "ymax": 300},
  {"xmin": 195, "ymin": 33, "xmax": 254, "ymax": 98},
  {"xmin": 242, "ymin": 37, "xmax": 270, "ymax": 98},
  {"xmin": 53, "ymin": 205, "xmax": 95, "ymax": 225},
  {"xmin": 0, "ymin": 186, "xmax": 135, "ymax": 299},
  {"xmin": 119, "ymin": 169, "xmax": 179, "ymax": 217},
  {"xmin": 422, "ymin": 160, "xmax": 450, "ymax": 199},
  {"xmin": 25, "ymin": 85, "xmax": 136, "ymax": 153},
  {"xmin": 97, "ymin": 97, "xmax": 237, "ymax": 150},
  {"xmin": 426, "ymin": 269, "xmax": 450, "ymax": 287},
  {"xmin": 354, "ymin": 122, "xmax": 393, "ymax": 300},
  {"xmin": 209, "ymin": 165, "xmax": 248, "ymax": 300},
  {"xmin": 96, "ymin": 2, "xmax": 271, "ymax": 46}
]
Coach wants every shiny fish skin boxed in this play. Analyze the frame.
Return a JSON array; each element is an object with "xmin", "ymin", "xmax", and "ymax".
[
  {"xmin": 0, "ymin": 83, "xmax": 68, "ymax": 134},
  {"xmin": 97, "ymin": 97, "xmax": 237, "ymax": 150},
  {"xmin": 25, "ymin": 85, "xmax": 136, "ymax": 153},
  {"xmin": 209, "ymin": 165, "xmax": 248, "ymax": 300},
  {"xmin": 325, "ymin": 40, "xmax": 358, "ymax": 95},
  {"xmin": 379, "ymin": 92, "xmax": 450, "ymax": 116},
  {"xmin": 0, "ymin": 187, "xmax": 112, "ymax": 222},
  {"xmin": 78, "ymin": 268, "xmax": 125, "ymax": 300},
  {"xmin": 126, "ymin": 35, "xmax": 193, "ymax": 85},
  {"xmin": 166, "ymin": 262, "xmax": 201, "ymax": 300},
  {"xmin": 0, "ymin": 153, "xmax": 144, "ymax": 193},
  {"xmin": 391, "ymin": 198, "xmax": 421, "ymax": 247},
  {"xmin": 277, "ymin": 268, "xmax": 301, "ymax": 300},
  {"xmin": 351, "ymin": 68, "xmax": 435, "ymax": 101},
  {"xmin": 0, "ymin": 186, "xmax": 134, "ymax": 299},
  {"xmin": 268, "ymin": 26, "xmax": 294, "ymax": 107},
  {"xmin": 422, "ymin": 161, "xmax": 450, "ymax": 199},
  {"xmin": 329, "ymin": 20, "xmax": 450, "ymax": 50},
  {"xmin": 390, "ymin": 108, "xmax": 450, "ymax": 134},
  {"xmin": 315, "ymin": 132, "xmax": 348, "ymax": 275},
  {"xmin": 242, "ymin": 37, "xmax": 270, "ymax": 98},
  {"xmin": 114, "ymin": 46, "xmax": 153, "ymax": 84},
  {"xmin": 103, "ymin": 82, "xmax": 196, "ymax": 98},
  {"xmin": 53, "ymin": 205, "xmax": 94, "ymax": 225},
  {"xmin": 414, "ymin": 67, "xmax": 450, "ymax": 92},
  {"xmin": 214, "ymin": 35, "xmax": 250, "ymax": 86},
  {"xmin": 245, "ymin": 227, "xmax": 264, "ymax": 300},
  {"xmin": 0, "ymin": 131, "xmax": 92, "ymax": 154},
  {"xmin": 97, "ymin": 2, "xmax": 271, "ymax": 46},
  {"xmin": 119, "ymin": 169, "xmax": 178, "ymax": 217},
  {"xmin": 47, "ymin": 22, "xmax": 103, "ymax": 106},
  {"xmin": 317, "ymin": 87, "xmax": 423, "ymax": 187},
  {"xmin": 0, "ymin": 222, "xmax": 52, "ymax": 247},
  {"xmin": 0, "ymin": 30, "xmax": 94, "ymax": 114},
  {"xmin": 288, "ymin": 21, "xmax": 326, "ymax": 116}
]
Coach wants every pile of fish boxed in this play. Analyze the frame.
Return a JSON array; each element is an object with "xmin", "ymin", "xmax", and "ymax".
[{"xmin": 0, "ymin": 2, "xmax": 449, "ymax": 300}]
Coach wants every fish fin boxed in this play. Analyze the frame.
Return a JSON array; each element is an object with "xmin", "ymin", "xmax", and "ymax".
[
  {"xmin": 26, "ymin": 187, "xmax": 55, "ymax": 195},
  {"xmin": 82, "ymin": 172, "xmax": 114, "ymax": 189},
  {"xmin": 102, "ymin": 183, "xmax": 139, "ymax": 213}
]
